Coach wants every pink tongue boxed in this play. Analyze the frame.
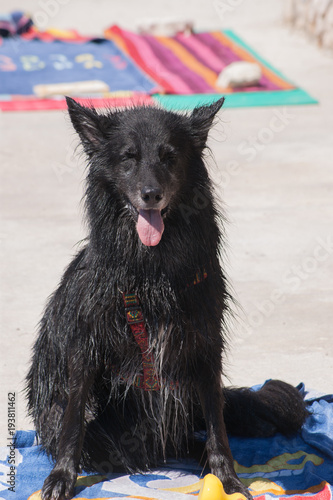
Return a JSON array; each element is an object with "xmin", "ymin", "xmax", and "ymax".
[{"xmin": 136, "ymin": 209, "xmax": 164, "ymax": 246}]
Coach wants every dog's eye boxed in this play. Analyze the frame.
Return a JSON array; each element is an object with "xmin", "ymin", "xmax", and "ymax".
[
  {"xmin": 159, "ymin": 146, "xmax": 176, "ymax": 164},
  {"xmin": 122, "ymin": 149, "xmax": 139, "ymax": 161}
]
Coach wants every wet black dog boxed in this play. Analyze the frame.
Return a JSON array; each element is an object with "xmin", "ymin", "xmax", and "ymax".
[{"xmin": 26, "ymin": 97, "xmax": 308, "ymax": 500}]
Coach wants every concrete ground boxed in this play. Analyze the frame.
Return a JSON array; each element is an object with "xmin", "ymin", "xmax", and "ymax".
[{"xmin": 0, "ymin": 0, "xmax": 332, "ymax": 444}]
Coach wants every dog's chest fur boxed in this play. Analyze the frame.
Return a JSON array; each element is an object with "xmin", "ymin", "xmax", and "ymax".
[{"xmin": 101, "ymin": 280, "xmax": 208, "ymax": 389}]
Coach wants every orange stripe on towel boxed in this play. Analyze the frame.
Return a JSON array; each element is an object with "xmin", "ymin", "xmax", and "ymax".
[
  {"xmin": 104, "ymin": 27, "xmax": 130, "ymax": 56},
  {"xmin": 156, "ymin": 36, "xmax": 219, "ymax": 89}
]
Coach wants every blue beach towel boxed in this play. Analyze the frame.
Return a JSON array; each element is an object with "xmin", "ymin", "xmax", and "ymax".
[
  {"xmin": 0, "ymin": 385, "xmax": 332, "ymax": 500},
  {"xmin": 0, "ymin": 37, "xmax": 157, "ymax": 96}
]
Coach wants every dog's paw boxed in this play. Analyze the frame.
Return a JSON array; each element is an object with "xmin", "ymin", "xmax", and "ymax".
[
  {"xmin": 212, "ymin": 470, "xmax": 253, "ymax": 500},
  {"xmin": 224, "ymin": 479, "xmax": 252, "ymax": 500},
  {"xmin": 41, "ymin": 468, "xmax": 77, "ymax": 500}
]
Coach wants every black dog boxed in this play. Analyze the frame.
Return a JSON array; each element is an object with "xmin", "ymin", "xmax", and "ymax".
[{"xmin": 26, "ymin": 97, "xmax": 308, "ymax": 500}]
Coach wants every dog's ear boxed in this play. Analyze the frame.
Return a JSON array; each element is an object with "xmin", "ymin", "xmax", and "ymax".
[
  {"xmin": 66, "ymin": 97, "xmax": 110, "ymax": 154},
  {"xmin": 190, "ymin": 97, "xmax": 225, "ymax": 150}
]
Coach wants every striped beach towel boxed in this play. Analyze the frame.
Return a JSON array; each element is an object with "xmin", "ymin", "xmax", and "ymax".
[{"xmin": 105, "ymin": 25, "xmax": 295, "ymax": 95}]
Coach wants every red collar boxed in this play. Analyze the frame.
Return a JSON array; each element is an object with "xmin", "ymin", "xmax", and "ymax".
[{"xmin": 123, "ymin": 269, "xmax": 207, "ymax": 391}]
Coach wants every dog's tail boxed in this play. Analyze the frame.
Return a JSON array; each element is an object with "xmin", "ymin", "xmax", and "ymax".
[{"xmin": 223, "ymin": 379, "xmax": 309, "ymax": 437}]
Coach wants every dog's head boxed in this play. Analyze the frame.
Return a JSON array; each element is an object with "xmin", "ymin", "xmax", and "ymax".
[{"xmin": 66, "ymin": 97, "xmax": 224, "ymax": 247}]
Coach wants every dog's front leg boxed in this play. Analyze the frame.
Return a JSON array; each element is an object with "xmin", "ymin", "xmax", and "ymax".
[
  {"xmin": 41, "ymin": 364, "xmax": 94, "ymax": 500},
  {"xmin": 196, "ymin": 370, "xmax": 252, "ymax": 500}
]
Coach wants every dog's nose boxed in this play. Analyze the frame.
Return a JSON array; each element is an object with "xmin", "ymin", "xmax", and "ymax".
[{"xmin": 141, "ymin": 186, "xmax": 164, "ymax": 205}]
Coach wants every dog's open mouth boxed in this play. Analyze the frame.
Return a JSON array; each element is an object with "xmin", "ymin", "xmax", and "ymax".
[{"xmin": 136, "ymin": 209, "xmax": 164, "ymax": 247}]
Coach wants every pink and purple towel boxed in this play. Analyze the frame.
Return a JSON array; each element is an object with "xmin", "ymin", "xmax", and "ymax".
[{"xmin": 105, "ymin": 25, "xmax": 294, "ymax": 95}]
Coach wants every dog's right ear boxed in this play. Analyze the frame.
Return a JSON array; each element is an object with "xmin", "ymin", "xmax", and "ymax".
[
  {"xmin": 190, "ymin": 97, "xmax": 225, "ymax": 151},
  {"xmin": 66, "ymin": 97, "xmax": 109, "ymax": 155}
]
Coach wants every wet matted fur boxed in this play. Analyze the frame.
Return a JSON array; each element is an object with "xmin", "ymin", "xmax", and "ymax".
[{"xmin": 26, "ymin": 97, "xmax": 308, "ymax": 500}]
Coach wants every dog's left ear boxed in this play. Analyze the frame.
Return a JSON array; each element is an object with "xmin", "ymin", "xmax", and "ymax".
[{"xmin": 190, "ymin": 97, "xmax": 225, "ymax": 150}]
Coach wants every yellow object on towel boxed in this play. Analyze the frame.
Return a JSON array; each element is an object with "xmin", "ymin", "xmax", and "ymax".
[{"xmin": 198, "ymin": 474, "xmax": 248, "ymax": 500}]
